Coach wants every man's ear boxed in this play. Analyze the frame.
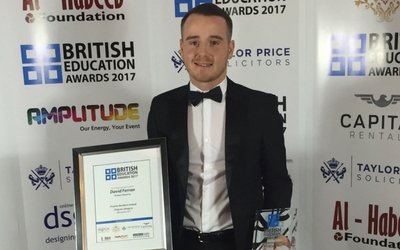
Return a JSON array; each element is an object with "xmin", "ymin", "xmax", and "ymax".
[
  {"xmin": 228, "ymin": 40, "xmax": 235, "ymax": 59},
  {"xmin": 180, "ymin": 39, "xmax": 184, "ymax": 57}
]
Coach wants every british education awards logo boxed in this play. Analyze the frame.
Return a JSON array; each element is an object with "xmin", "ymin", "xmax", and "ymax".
[
  {"xmin": 355, "ymin": 0, "xmax": 400, "ymax": 22},
  {"xmin": 328, "ymin": 32, "xmax": 400, "ymax": 77}
]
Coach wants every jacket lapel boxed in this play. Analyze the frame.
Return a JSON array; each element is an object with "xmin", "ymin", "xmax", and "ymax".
[
  {"xmin": 225, "ymin": 79, "xmax": 247, "ymax": 189},
  {"xmin": 170, "ymin": 85, "xmax": 190, "ymax": 192}
]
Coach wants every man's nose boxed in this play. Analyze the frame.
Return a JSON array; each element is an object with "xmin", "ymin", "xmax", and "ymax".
[{"xmin": 197, "ymin": 42, "xmax": 208, "ymax": 55}]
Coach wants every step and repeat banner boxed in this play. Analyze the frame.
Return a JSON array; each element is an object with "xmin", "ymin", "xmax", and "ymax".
[
  {"xmin": 314, "ymin": 0, "xmax": 400, "ymax": 249},
  {"xmin": 1, "ymin": 1, "xmax": 151, "ymax": 250},
  {"xmin": 0, "ymin": 0, "xmax": 337, "ymax": 249},
  {"xmin": 1, "ymin": 1, "xmax": 302, "ymax": 249}
]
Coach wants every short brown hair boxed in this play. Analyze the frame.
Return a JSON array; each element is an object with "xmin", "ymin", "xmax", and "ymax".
[{"xmin": 180, "ymin": 3, "xmax": 233, "ymax": 40}]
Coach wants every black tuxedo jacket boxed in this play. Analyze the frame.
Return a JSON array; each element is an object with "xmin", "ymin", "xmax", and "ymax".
[{"xmin": 147, "ymin": 78, "xmax": 292, "ymax": 250}]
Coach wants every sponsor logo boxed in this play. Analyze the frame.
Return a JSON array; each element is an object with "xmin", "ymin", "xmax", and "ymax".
[
  {"xmin": 320, "ymin": 158, "xmax": 347, "ymax": 184},
  {"xmin": 355, "ymin": 0, "xmax": 400, "ymax": 22},
  {"xmin": 172, "ymin": 47, "xmax": 292, "ymax": 69},
  {"xmin": 23, "ymin": 0, "xmax": 125, "ymax": 24},
  {"xmin": 132, "ymin": 232, "xmax": 150, "ymax": 239},
  {"xmin": 21, "ymin": 44, "xmax": 63, "ymax": 85},
  {"xmin": 106, "ymin": 166, "xmax": 138, "ymax": 181},
  {"xmin": 174, "ymin": 0, "xmax": 213, "ymax": 17},
  {"xmin": 61, "ymin": 0, "xmax": 123, "ymax": 10},
  {"xmin": 173, "ymin": 0, "xmax": 288, "ymax": 17},
  {"xmin": 229, "ymin": 47, "xmax": 291, "ymax": 68},
  {"xmin": 216, "ymin": 0, "xmax": 287, "ymax": 16},
  {"xmin": 329, "ymin": 34, "xmax": 366, "ymax": 76},
  {"xmin": 340, "ymin": 95, "xmax": 400, "ymax": 142},
  {"xmin": 27, "ymin": 103, "xmax": 140, "ymax": 125},
  {"xmin": 332, "ymin": 201, "xmax": 400, "ymax": 248},
  {"xmin": 45, "ymin": 234, "xmax": 75, "ymax": 244},
  {"xmin": 44, "ymin": 204, "xmax": 74, "ymax": 230},
  {"xmin": 356, "ymin": 161, "xmax": 400, "ymax": 186},
  {"xmin": 106, "ymin": 168, "xmax": 117, "ymax": 180},
  {"xmin": 355, "ymin": 94, "xmax": 400, "ymax": 108},
  {"xmin": 114, "ymin": 234, "xmax": 129, "ymax": 239},
  {"xmin": 112, "ymin": 225, "xmax": 120, "ymax": 232},
  {"xmin": 98, "ymin": 227, "xmax": 110, "ymax": 233},
  {"xmin": 319, "ymin": 156, "xmax": 400, "ymax": 187},
  {"xmin": 28, "ymin": 162, "xmax": 73, "ymax": 190},
  {"xmin": 171, "ymin": 50, "xmax": 185, "ymax": 73},
  {"xmin": 28, "ymin": 165, "xmax": 55, "ymax": 190},
  {"xmin": 329, "ymin": 33, "xmax": 400, "ymax": 77},
  {"xmin": 141, "ymin": 222, "xmax": 153, "ymax": 228},
  {"xmin": 20, "ymin": 42, "xmax": 135, "ymax": 85},
  {"xmin": 101, "ymin": 236, "xmax": 112, "ymax": 241}
]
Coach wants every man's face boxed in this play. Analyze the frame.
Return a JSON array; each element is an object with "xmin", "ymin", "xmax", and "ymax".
[{"xmin": 180, "ymin": 14, "xmax": 234, "ymax": 91}]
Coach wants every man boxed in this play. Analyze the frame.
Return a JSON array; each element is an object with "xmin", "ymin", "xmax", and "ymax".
[{"xmin": 147, "ymin": 3, "xmax": 292, "ymax": 250}]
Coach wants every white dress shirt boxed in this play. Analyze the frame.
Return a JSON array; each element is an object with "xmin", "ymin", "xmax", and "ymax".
[{"xmin": 183, "ymin": 78, "xmax": 233, "ymax": 232}]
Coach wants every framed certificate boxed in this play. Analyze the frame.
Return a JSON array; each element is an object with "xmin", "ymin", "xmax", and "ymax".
[{"xmin": 73, "ymin": 138, "xmax": 172, "ymax": 250}]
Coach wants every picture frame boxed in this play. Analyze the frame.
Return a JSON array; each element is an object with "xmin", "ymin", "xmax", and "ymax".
[{"xmin": 73, "ymin": 138, "xmax": 172, "ymax": 250}]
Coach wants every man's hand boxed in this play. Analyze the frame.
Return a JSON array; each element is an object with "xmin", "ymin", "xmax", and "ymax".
[{"xmin": 273, "ymin": 235, "xmax": 291, "ymax": 250}]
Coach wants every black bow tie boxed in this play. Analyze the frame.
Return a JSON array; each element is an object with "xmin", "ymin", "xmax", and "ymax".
[{"xmin": 188, "ymin": 86, "xmax": 223, "ymax": 106}]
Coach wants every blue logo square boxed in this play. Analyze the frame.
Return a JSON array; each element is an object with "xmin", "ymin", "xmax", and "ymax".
[
  {"xmin": 21, "ymin": 45, "xmax": 41, "ymax": 64},
  {"xmin": 347, "ymin": 56, "xmax": 366, "ymax": 76},
  {"xmin": 43, "ymin": 44, "xmax": 62, "ymax": 63},
  {"xmin": 44, "ymin": 65, "xmax": 63, "ymax": 84},
  {"xmin": 328, "ymin": 57, "xmax": 346, "ymax": 76},
  {"xmin": 22, "ymin": 66, "xmax": 43, "ymax": 85},
  {"xmin": 267, "ymin": 214, "xmax": 280, "ymax": 228},
  {"xmin": 328, "ymin": 34, "xmax": 366, "ymax": 76},
  {"xmin": 348, "ymin": 34, "xmax": 366, "ymax": 54},
  {"xmin": 20, "ymin": 44, "xmax": 63, "ymax": 85},
  {"xmin": 105, "ymin": 168, "xmax": 117, "ymax": 181},
  {"xmin": 174, "ymin": 0, "xmax": 213, "ymax": 17},
  {"xmin": 331, "ymin": 35, "xmax": 346, "ymax": 54}
]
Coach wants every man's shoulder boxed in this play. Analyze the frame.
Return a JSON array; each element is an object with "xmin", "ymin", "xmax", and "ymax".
[
  {"xmin": 228, "ymin": 79, "xmax": 277, "ymax": 102},
  {"xmin": 152, "ymin": 85, "xmax": 188, "ymax": 102}
]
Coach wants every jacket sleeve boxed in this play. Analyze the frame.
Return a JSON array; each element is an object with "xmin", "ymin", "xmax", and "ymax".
[
  {"xmin": 147, "ymin": 97, "xmax": 160, "ymax": 139},
  {"xmin": 261, "ymin": 95, "xmax": 293, "ymax": 209}
]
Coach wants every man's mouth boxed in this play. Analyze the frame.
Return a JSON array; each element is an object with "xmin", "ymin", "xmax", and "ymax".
[{"xmin": 195, "ymin": 62, "xmax": 212, "ymax": 67}]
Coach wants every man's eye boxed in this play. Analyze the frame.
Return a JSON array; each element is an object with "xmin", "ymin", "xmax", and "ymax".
[
  {"xmin": 210, "ymin": 40, "xmax": 220, "ymax": 45},
  {"xmin": 189, "ymin": 41, "xmax": 199, "ymax": 46}
]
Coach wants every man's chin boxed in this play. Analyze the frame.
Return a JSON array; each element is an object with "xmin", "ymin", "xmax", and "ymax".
[{"xmin": 190, "ymin": 76, "xmax": 218, "ymax": 85}]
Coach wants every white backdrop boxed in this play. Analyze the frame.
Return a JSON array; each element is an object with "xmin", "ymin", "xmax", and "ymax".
[
  {"xmin": 313, "ymin": 0, "xmax": 400, "ymax": 249},
  {"xmin": 6, "ymin": 0, "xmax": 400, "ymax": 250}
]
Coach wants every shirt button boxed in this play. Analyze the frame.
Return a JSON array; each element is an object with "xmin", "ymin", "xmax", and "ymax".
[{"xmin": 205, "ymin": 138, "xmax": 209, "ymax": 143}]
